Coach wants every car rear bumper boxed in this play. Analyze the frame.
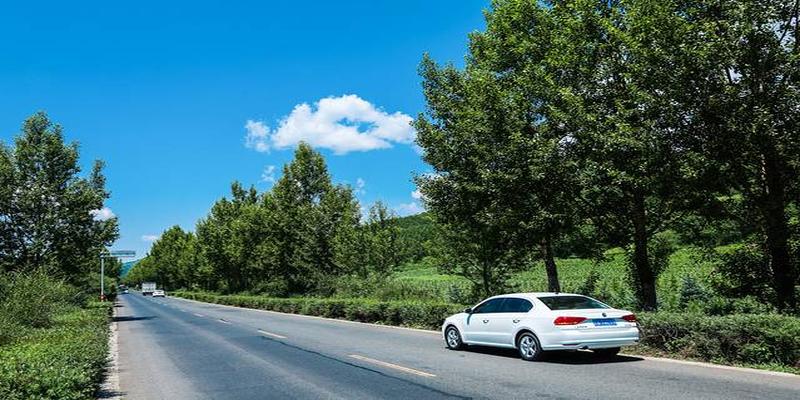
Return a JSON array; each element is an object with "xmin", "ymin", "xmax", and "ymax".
[{"xmin": 540, "ymin": 326, "xmax": 640, "ymax": 350}]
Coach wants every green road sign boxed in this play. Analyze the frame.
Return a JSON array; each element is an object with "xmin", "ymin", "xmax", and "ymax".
[{"xmin": 107, "ymin": 250, "xmax": 136, "ymax": 258}]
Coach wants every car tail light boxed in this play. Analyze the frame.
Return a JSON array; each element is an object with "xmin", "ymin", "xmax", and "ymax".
[
  {"xmin": 622, "ymin": 314, "xmax": 637, "ymax": 323},
  {"xmin": 554, "ymin": 316, "xmax": 587, "ymax": 325}
]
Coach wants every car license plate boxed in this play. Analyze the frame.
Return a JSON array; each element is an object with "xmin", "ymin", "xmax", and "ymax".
[{"xmin": 593, "ymin": 319, "xmax": 617, "ymax": 326}]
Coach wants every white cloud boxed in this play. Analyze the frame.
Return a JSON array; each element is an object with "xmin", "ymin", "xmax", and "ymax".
[
  {"xmin": 261, "ymin": 165, "xmax": 277, "ymax": 183},
  {"xmin": 244, "ymin": 94, "xmax": 415, "ymax": 155},
  {"xmin": 141, "ymin": 234, "xmax": 160, "ymax": 242},
  {"xmin": 90, "ymin": 207, "xmax": 115, "ymax": 221},
  {"xmin": 355, "ymin": 177, "xmax": 366, "ymax": 195},
  {"xmin": 411, "ymin": 189, "xmax": 423, "ymax": 200},
  {"xmin": 245, "ymin": 120, "xmax": 270, "ymax": 152},
  {"xmin": 395, "ymin": 202, "xmax": 423, "ymax": 216}
]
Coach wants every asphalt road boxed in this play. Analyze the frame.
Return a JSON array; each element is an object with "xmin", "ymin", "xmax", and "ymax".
[{"xmin": 116, "ymin": 293, "xmax": 800, "ymax": 400}]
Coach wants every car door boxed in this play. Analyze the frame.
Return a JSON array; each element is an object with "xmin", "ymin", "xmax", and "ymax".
[
  {"xmin": 485, "ymin": 297, "xmax": 533, "ymax": 346},
  {"xmin": 462, "ymin": 298, "xmax": 504, "ymax": 344}
]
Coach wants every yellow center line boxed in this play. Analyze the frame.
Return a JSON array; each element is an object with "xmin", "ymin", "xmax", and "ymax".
[
  {"xmin": 348, "ymin": 355, "xmax": 436, "ymax": 378},
  {"xmin": 257, "ymin": 329, "xmax": 287, "ymax": 339}
]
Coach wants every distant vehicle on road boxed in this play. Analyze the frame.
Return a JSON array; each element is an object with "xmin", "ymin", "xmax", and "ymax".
[
  {"xmin": 152, "ymin": 289, "xmax": 166, "ymax": 297},
  {"xmin": 442, "ymin": 293, "xmax": 639, "ymax": 361},
  {"xmin": 141, "ymin": 282, "xmax": 156, "ymax": 296}
]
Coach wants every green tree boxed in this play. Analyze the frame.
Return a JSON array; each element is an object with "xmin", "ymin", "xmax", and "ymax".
[
  {"xmin": 538, "ymin": 0, "xmax": 712, "ymax": 310},
  {"xmin": 142, "ymin": 226, "xmax": 199, "ymax": 290},
  {"xmin": 271, "ymin": 142, "xmax": 360, "ymax": 293},
  {"xmin": 684, "ymin": 0, "xmax": 800, "ymax": 310},
  {"xmin": 365, "ymin": 201, "xmax": 400, "ymax": 274},
  {"xmin": 415, "ymin": 2, "xmax": 582, "ymax": 294},
  {"xmin": 321, "ymin": 185, "xmax": 362, "ymax": 276},
  {"xmin": 195, "ymin": 182, "xmax": 267, "ymax": 293},
  {"xmin": 414, "ymin": 60, "xmax": 539, "ymax": 296},
  {"xmin": 0, "ymin": 112, "xmax": 118, "ymax": 280},
  {"xmin": 271, "ymin": 143, "xmax": 332, "ymax": 292}
]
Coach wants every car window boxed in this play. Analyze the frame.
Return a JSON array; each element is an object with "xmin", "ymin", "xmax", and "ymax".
[
  {"xmin": 538, "ymin": 295, "xmax": 609, "ymax": 310},
  {"xmin": 499, "ymin": 298, "xmax": 533, "ymax": 313},
  {"xmin": 472, "ymin": 298, "xmax": 504, "ymax": 313}
]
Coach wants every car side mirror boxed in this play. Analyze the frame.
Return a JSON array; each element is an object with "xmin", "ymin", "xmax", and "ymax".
[{"xmin": 463, "ymin": 307, "xmax": 473, "ymax": 314}]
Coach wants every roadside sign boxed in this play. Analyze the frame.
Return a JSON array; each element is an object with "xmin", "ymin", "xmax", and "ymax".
[
  {"xmin": 99, "ymin": 249, "xmax": 136, "ymax": 300},
  {"xmin": 105, "ymin": 250, "xmax": 136, "ymax": 258}
]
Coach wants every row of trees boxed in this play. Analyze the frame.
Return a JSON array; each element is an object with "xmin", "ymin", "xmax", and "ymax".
[
  {"xmin": 125, "ymin": 143, "xmax": 405, "ymax": 295},
  {"xmin": 416, "ymin": 0, "xmax": 799, "ymax": 310},
  {"xmin": 0, "ymin": 112, "xmax": 119, "ymax": 287}
]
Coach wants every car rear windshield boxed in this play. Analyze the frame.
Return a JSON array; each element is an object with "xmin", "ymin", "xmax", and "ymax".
[{"xmin": 538, "ymin": 295, "xmax": 609, "ymax": 310}]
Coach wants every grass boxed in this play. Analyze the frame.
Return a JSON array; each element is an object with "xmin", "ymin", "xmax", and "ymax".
[
  {"xmin": 388, "ymin": 246, "xmax": 719, "ymax": 310},
  {"xmin": 0, "ymin": 301, "xmax": 111, "ymax": 400}
]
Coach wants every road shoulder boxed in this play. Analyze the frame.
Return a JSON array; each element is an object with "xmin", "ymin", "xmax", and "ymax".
[{"xmin": 97, "ymin": 301, "xmax": 121, "ymax": 400}]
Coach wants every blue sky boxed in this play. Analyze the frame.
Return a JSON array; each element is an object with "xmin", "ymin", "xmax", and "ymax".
[{"xmin": 0, "ymin": 0, "xmax": 488, "ymax": 258}]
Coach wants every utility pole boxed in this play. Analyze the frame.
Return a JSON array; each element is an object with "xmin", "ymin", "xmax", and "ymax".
[{"xmin": 101, "ymin": 255, "xmax": 105, "ymax": 299}]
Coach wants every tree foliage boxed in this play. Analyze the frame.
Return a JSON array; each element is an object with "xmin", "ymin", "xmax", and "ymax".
[
  {"xmin": 125, "ymin": 143, "xmax": 408, "ymax": 296},
  {"xmin": 415, "ymin": 0, "xmax": 799, "ymax": 311},
  {"xmin": 0, "ymin": 112, "xmax": 118, "ymax": 282}
]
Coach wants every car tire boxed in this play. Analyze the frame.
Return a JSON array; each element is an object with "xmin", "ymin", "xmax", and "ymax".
[
  {"xmin": 593, "ymin": 347, "xmax": 621, "ymax": 358},
  {"xmin": 517, "ymin": 332, "xmax": 544, "ymax": 361},
  {"xmin": 444, "ymin": 326, "xmax": 466, "ymax": 350}
]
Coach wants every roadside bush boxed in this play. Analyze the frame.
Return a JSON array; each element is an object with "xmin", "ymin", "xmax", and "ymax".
[
  {"xmin": 0, "ymin": 270, "xmax": 77, "ymax": 338},
  {"xmin": 173, "ymin": 291, "xmax": 464, "ymax": 330},
  {"xmin": 577, "ymin": 269, "xmax": 601, "ymax": 297},
  {"xmin": 710, "ymin": 243, "xmax": 774, "ymax": 303},
  {"xmin": 678, "ymin": 276, "xmax": 709, "ymax": 309},
  {"xmin": 696, "ymin": 296, "xmax": 778, "ymax": 316},
  {"xmin": 0, "ymin": 302, "xmax": 111, "ymax": 400},
  {"xmin": 638, "ymin": 312, "xmax": 800, "ymax": 367}
]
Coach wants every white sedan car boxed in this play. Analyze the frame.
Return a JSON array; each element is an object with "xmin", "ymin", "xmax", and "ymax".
[
  {"xmin": 442, "ymin": 292, "xmax": 639, "ymax": 361},
  {"xmin": 152, "ymin": 290, "xmax": 166, "ymax": 297}
]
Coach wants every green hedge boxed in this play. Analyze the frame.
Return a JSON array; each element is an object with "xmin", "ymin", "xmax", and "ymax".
[
  {"xmin": 0, "ymin": 302, "xmax": 111, "ymax": 400},
  {"xmin": 173, "ymin": 291, "xmax": 464, "ymax": 330},
  {"xmin": 174, "ymin": 291, "xmax": 800, "ymax": 371},
  {"xmin": 637, "ymin": 312, "xmax": 800, "ymax": 368}
]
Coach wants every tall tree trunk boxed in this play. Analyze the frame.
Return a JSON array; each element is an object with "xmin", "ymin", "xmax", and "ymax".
[
  {"xmin": 539, "ymin": 236, "xmax": 561, "ymax": 293},
  {"xmin": 762, "ymin": 152, "xmax": 797, "ymax": 311},
  {"xmin": 632, "ymin": 193, "xmax": 658, "ymax": 311},
  {"xmin": 481, "ymin": 261, "xmax": 491, "ymax": 297}
]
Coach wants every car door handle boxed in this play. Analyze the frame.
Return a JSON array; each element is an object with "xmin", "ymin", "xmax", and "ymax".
[
  {"xmin": 513, "ymin": 319, "xmax": 520, "ymax": 323},
  {"xmin": 482, "ymin": 319, "xmax": 489, "ymax": 324}
]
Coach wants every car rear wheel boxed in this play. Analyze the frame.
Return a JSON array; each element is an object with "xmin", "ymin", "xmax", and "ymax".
[
  {"xmin": 444, "ymin": 326, "xmax": 465, "ymax": 350},
  {"xmin": 593, "ymin": 347, "xmax": 621, "ymax": 358},
  {"xmin": 517, "ymin": 332, "xmax": 544, "ymax": 361}
]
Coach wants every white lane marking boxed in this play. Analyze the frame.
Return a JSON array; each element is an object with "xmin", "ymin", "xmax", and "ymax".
[
  {"xmin": 257, "ymin": 329, "xmax": 287, "ymax": 339},
  {"xmin": 348, "ymin": 354, "xmax": 436, "ymax": 378},
  {"xmin": 218, "ymin": 318, "xmax": 231, "ymax": 324},
  {"xmin": 174, "ymin": 296, "xmax": 438, "ymax": 336},
  {"xmin": 193, "ymin": 313, "xmax": 204, "ymax": 318}
]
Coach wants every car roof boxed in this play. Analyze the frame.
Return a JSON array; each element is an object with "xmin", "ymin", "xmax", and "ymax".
[{"xmin": 486, "ymin": 292, "xmax": 584, "ymax": 301}]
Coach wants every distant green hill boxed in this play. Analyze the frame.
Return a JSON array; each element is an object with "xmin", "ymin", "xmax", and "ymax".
[
  {"xmin": 120, "ymin": 260, "xmax": 140, "ymax": 278},
  {"xmin": 395, "ymin": 212, "xmax": 436, "ymax": 262}
]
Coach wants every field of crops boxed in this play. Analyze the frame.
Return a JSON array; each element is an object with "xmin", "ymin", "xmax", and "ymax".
[{"xmin": 379, "ymin": 246, "xmax": 721, "ymax": 310}]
